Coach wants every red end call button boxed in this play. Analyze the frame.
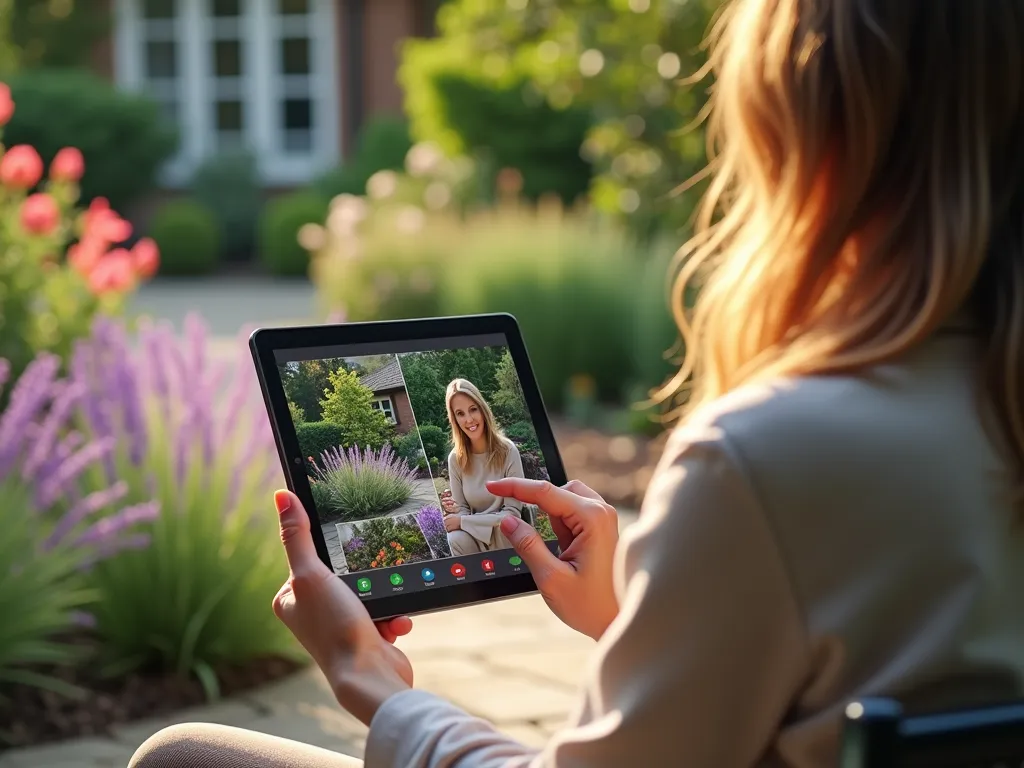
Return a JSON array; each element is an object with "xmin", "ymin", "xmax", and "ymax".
[
  {"xmin": 450, "ymin": 562, "xmax": 466, "ymax": 578},
  {"xmin": 481, "ymin": 559, "xmax": 495, "ymax": 573}
]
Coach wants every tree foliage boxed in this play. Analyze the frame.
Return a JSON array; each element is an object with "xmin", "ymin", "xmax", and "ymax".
[
  {"xmin": 401, "ymin": 0, "xmax": 720, "ymax": 239},
  {"xmin": 280, "ymin": 358, "xmax": 354, "ymax": 424},
  {"xmin": 319, "ymin": 368, "xmax": 395, "ymax": 449}
]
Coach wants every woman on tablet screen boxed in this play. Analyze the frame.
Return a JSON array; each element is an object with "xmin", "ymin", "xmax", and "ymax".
[
  {"xmin": 442, "ymin": 379, "xmax": 525, "ymax": 555},
  {"xmin": 131, "ymin": 1, "xmax": 1024, "ymax": 766}
]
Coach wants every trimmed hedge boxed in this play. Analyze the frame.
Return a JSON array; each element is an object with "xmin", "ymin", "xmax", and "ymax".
[
  {"xmin": 296, "ymin": 422, "xmax": 347, "ymax": 467},
  {"xmin": 148, "ymin": 200, "xmax": 221, "ymax": 276},
  {"xmin": 259, "ymin": 192, "xmax": 326, "ymax": 277}
]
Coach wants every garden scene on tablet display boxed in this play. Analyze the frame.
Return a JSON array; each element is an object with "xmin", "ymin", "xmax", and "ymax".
[{"xmin": 277, "ymin": 345, "xmax": 557, "ymax": 575}]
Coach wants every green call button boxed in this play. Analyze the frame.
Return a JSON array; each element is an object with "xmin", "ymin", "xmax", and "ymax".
[
  {"xmin": 356, "ymin": 577, "xmax": 371, "ymax": 593},
  {"xmin": 509, "ymin": 556, "xmax": 522, "ymax": 566}
]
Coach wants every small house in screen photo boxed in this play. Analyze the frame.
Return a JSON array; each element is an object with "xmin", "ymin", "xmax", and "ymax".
[{"xmin": 359, "ymin": 357, "xmax": 414, "ymax": 435}]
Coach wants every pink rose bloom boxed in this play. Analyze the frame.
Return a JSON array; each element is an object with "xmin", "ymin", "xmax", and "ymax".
[
  {"xmin": 87, "ymin": 249, "xmax": 137, "ymax": 295},
  {"xmin": 50, "ymin": 147, "xmax": 85, "ymax": 183},
  {"xmin": 20, "ymin": 193, "xmax": 60, "ymax": 235},
  {"xmin": 0, "ymin": 145, "xmax": 44, "ymax": 189},
  {"xmin": 0, "ymin": 83, "xmax": 14, "ymax": 126},
  {"xmin": 68, "ymin": 237, "xmax": 105, "ymax": 276},
  {"xmin": 83, "ymin": 197, "xmax": 132, "ymax": 244},
  {"xmin": 131, "ymin": 237, "xmax": 160, "ymax": 279}
]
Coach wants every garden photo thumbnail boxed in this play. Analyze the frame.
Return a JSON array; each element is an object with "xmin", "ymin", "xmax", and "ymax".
[{"xmin": 278, "ymin": 353, "xmax": 446, "ymax": 575}]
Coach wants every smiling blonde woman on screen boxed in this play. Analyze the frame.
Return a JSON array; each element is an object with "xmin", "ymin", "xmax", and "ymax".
[
  {"xmin": 130, "ymin": 1, "xmax": 1024, "ymax": 766},
  {"xmin": 442, "ymin": 378, "xmax": 525, "ymax": 556}
]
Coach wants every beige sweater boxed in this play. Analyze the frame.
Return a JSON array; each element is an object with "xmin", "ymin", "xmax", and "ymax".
[
  {"xmin": 366, "ymin": 331, "xmax": 1024, "ymax": 767},
  {"xmin": 448, "ymin": 441, "xmax": 525, "ymax": 546}
]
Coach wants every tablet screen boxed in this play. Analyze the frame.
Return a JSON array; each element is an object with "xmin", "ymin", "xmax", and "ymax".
[{"xmin": 273, "ymin": 332, "xmax": 559, "ymax": 602}]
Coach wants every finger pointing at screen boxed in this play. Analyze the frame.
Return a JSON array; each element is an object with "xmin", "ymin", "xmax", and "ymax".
[{"xmin": 488, "ymin": 478, "xmax": 620, "ymax": 641}]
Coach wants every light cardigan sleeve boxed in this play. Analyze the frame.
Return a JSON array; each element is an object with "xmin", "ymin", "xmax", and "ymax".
[
  {"xmin": 498, "ymin": 441, "xmax": 525, "ymax": 517},
  {"xmin": 364, "ymin": 424, "xmax": 810, "ymax": 768},
  {"xmin": 447, "ymin": 451, "xmax": 472, "ymax": 517}
]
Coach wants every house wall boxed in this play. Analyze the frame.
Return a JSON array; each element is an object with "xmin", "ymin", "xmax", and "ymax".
[{"xmin": 388, "ymin": 388, "xmax": 415, "ymax": 435}]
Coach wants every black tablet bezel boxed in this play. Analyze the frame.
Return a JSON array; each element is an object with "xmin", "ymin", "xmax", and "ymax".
[{"xmin": 249, "ymin": 313, "xmax": 567, "ymax": 620}]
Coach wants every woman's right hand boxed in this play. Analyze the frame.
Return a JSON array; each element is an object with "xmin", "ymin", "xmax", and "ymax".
[{"xmin": 487, "ymin": 478, "xmax": 619, "ymax": 641}]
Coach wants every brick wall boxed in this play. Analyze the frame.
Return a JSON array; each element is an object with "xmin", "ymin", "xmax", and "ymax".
[{"xmin": 391, "ymin": 389, "xmax": 415, "ymax": 435}]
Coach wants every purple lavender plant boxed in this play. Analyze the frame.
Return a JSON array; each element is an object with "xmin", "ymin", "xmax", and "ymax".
[
  {"xmin": 0, "ymin": 353, "xmax": 159, "ymax": 561},
  {"xmin": 0, "ymin": 353, "xmax": 159, "ymax": 694},
  {"xmin": 309, "ymin": 443, "xmax": 417, "ymax": 520},
  {"xmin": 416, "ymin": 505, "xmax": 452, "ymax": 559},
  {"xmin": 64, "ymin": 314, "xmax": 294, "ymax": 678}
]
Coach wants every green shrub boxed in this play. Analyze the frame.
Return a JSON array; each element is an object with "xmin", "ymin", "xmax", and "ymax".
[
  {"xmin": 148, "ymin": 199, "xmax": 221, "ymax": 276},
  {"xmin": 295, "ymin": 421, "xmax": 347, "ymax": 466},
  {"xmin": 313, "ymin": 115, "xmax": 413, "ymax": 200},
  {"xmin": 259, "ymin": 191, "xmax": 326, "ymax": 277},
  {"xmin": 503, "ymin": 421, "xmax": 540, "ymax": 453},
  {"xmin": 5, "ymin": 69, "xmax": 177, "ymax": 210},
  {"xmin": 309, "ymin": 478, "xmax": 334, "ymax": 513},
  {"xmin": 9, "ymin": 0, "xmax": 111, "ymax": 70},
  {"xmin": 393, "ymin": 428, "xmax": 424, "ymax": 465},
  {"xmin": 76, "ymin": 319, "xmax": 297, "ymax": 693},
  {"xmin": 189, "ymin": 150, "xmax": 261, "ymax": 261},
  {"xmin": 319, "ymin": 368, "xmax": 396, "ymax": 449},
  {"xmin": 417, "ymin": 423, "xmax": 450, "ymax": 468}
]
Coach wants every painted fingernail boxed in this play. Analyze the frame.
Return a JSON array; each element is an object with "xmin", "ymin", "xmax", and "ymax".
[{"xmin": 274, "ymin": 490, "xmax": 291, "ymax": 515}]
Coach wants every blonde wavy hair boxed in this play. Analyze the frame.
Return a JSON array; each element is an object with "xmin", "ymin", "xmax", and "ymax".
[
  {"xmin": 445, "ymin": 379, "xmax": 510, "ymax": 474},
  {"xmin": 660, "ymin": 0, "xmax": 1024, "ymax": 497}
]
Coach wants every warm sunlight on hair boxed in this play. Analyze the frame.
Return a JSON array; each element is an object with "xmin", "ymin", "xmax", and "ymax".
[{"xmin": 659, "ymin": 0, "xmax": 1024, "ymax": 499}]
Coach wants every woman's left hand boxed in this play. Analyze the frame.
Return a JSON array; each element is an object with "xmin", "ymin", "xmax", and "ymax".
[
  {"xmin": 272, "ymin": 489, "xmax": 413, "ymax": 725},
  {"xmin": 444, "ymin": 514, "xmax": 462, "ymax": 533}
]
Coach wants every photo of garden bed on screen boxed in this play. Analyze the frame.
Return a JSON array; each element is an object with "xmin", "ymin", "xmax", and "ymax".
[{"xmin": 278, "ymin": 353, "xmax": 445, "ymax": 574}]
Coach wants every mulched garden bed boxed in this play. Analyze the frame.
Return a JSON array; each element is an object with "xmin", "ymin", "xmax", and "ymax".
[
  {"xmin": 0, "ymin": 633, "xmax": 303, "ymax": 751},
  {"xmin": 1, "ymin": 422, "xmax": 665, "ymax": 752},
  {"xmin": 551, "ymin": 418, "xmax": 668, "ymax": 511}
]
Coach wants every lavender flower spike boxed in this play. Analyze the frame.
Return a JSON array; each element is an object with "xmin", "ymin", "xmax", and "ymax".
[
  {"xmin": 42, "ymin": 480, "xmax": 130, "ymax": 551},
  {"xmin": 35, "ymin": 436, "xmax": 116, "ymax": 510},
  {"xmin": 416, "ymin": 505, "xmax": 453, "ymax": 559},
  {"xmin": 74, "ymin": 500, "xmax": 161, "ymax": 550}
]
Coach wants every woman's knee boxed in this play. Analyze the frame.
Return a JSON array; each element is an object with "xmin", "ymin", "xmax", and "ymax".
[
  {"xmin": 448, "ymin": 530, "xmax": 479, "ymax": 555},
  {"xmin": 129, "ymin": 722, "xmax": 363, "ymax": 767},
  {"xmin": 129, "ymin": 723, "xmax": 219, "ymax": 767}
]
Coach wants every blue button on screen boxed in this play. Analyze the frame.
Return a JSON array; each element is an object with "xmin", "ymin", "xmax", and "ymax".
[{"xmin": 421, "ymin": 568, "xmax": 435, "ymax": 582}]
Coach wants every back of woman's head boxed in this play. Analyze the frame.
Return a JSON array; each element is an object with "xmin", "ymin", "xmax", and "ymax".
[{"xmin": 669, "ymin": 0, "xmax": 1024, "ymax": 493}]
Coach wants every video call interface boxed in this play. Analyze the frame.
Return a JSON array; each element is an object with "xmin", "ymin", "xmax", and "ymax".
[{"xmin": 275, "ymin": 334, "xmax": 558, "ymax": 600}]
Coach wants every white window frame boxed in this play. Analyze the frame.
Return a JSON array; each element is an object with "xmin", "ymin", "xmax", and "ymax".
[
  {"xmin": 371, "ymin": 396, "xmax": 397, "ymax": 424},
  {"xmin": 113, "ymin": 0, "xmax": 340, "ymax": 187}
]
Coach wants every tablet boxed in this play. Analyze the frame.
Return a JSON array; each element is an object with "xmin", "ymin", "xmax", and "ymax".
[{"xmin": 249, "ymin": 313, "xmax": 566, "ymax": 621}]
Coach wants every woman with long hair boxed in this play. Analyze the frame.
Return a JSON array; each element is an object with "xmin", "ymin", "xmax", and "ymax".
[
  {"xmin": 131, "ymin": 0, "xmax": 1024, "ymax": 766},
  {"xmin": 442, "ymin": 378, "xmax": 525, "ymax": 555}
]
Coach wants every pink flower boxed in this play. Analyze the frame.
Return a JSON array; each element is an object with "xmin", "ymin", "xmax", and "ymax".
[
  {"xmin": 83, "ymin": 197, "xmax": 132, "ymax": 244},
  {"xmin": 0, "ymin": 83, "xmax": 14, "ymax": 126},
  {"xmin": 131, "ymin": 237, "xmax": 159, "ymax": 279},
  {"xmin": 20, "ymin": 193, "xmax": 60, "ymax": 235},
  {"xmin": 0, "ymin": 144, "xmax": 43, "ymax": 189},
  {"xmin": 87, "ymin": 249, "xmax": 137, "ymax": 295},
  {"xmin": 68, "ymin": 237, "xmax": 105, "ymax": 276},
  {"xmin": 50, "ymin": 147, "xmax": 85, "ymax": 183}
]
